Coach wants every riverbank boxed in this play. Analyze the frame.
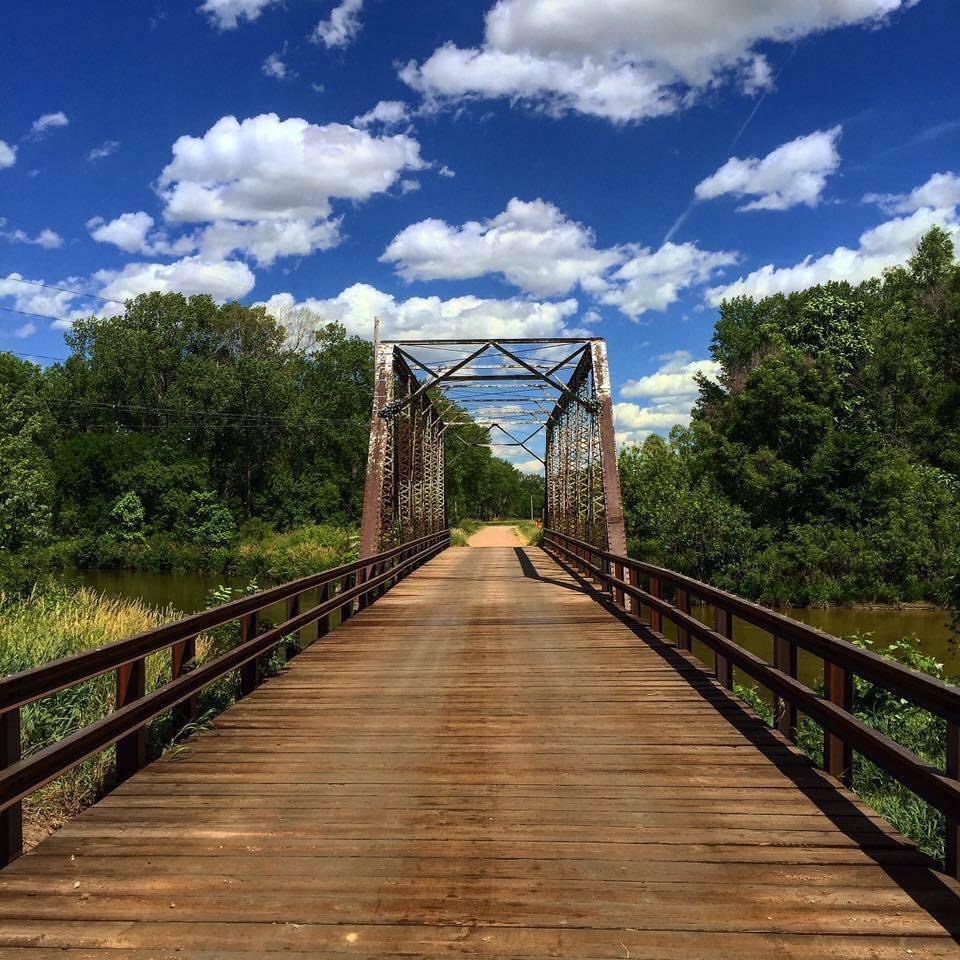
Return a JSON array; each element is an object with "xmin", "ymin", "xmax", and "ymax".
[{"xmin": 0, "ymin": 523, "xmax": 359, "ymax": 595}]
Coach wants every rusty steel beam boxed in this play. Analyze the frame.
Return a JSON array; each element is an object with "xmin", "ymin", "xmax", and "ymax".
[
  {"xmin": 361, "ymin": 336, "xmax": 626, "ymax": 554},
  {"xmin": 359, "ymin": 339, "xmax": 395, "ymax": 559},
  {"xmin": 590, "ymin": 339, "xmax": 627, "ymax": 554}
]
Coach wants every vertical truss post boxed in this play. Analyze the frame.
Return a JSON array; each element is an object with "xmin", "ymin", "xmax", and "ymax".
[
  {"xmin": 360, "ymin": 339, "xmax": 395, "ymax": 560},
  {"xmin": 590, "ymin": 341, "xmax": 626, "ymax": 555}
]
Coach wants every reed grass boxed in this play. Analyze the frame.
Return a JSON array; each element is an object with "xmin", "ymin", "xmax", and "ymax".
[{"xmin": 0, "ymin": 584, "xmax": 212, "ymax": 842}]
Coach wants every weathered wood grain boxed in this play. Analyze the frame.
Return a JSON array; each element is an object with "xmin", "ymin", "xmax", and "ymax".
[{"xmin": 0, "ymin": 547, "xmax": 957, "ymax": 957}]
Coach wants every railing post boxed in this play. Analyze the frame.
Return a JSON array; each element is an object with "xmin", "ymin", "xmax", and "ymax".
[
  {"xmin": 115, "ymin": 658, "xmax": 147, "ymax": 783},
  {"xmin": 0, "ymin": 708, "xmax": 22, "ymax": 867},
  {"xmin": 239, "ymin": 612, "xmax": 260, "ymax": 697},
  {"xmin": 675, "ymin": 588, "xmax": 690, "ymax": 651},
  {"xmin": 284, "ymin": 593, "xmax": 301, "ymax": 661},
  {"xmin": 648, "ymin": 576, "xmax": 662, "ymax": 633},
  {"xmin": 713, "ymin": 607, "xmax": 733, "ymax": 689},
  {"xmin": 947, "ymin": 721, "xmax": 959, "ymax": 880},
  {"xmin": 171, "ymin": 635, "xmax": 198, "ymax": 732},
  {"xmin": 340, "ymin": 573, "xmax": 355, "ymax": 622},
  {"xmin": 613, "ymin": 561, "xmax": 624, "ymax": 608},
  {"xmin": 316, "ymin": 582, "xmax": 332, "ymax": 640},
  {"xmin": 824, "ymin": 661, "xmax": 854, "ymax": 786},
  {"xmin": 773, "ymin": 636, "xmax": 798, "ymax": 742}
]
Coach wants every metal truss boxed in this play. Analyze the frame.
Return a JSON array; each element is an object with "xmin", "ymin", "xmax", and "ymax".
[{"xmin": 360, "ymin": 334, "xmax": 625, "ymax": 557}]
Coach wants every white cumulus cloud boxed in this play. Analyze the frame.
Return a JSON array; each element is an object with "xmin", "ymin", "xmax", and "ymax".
[
  {"xmin": 382, "ymin": 198, "xmax": 622, "ymax": 297},
  {"xmin": 600, "ymin": 244, "xmax": 738, "ymax": 319},
  {"xmin": 402, "ymin": 0, "xmax": 917, "ymax": 123},
  {"xmin": 383, "ymin": 198, "xmax": 735, "ymax": 318},
  {"xmin": 28, "ymin": 112, "xmax": 69, "ymax": 139},
  {"xmin": 261, "ymin": 52, "xmax": 290, "ymax": 80},
  {"xmin": 695, "ymin": 126, "xmax": 842, "ymax": 211},
  {"xmin": 87, "ymin": 212, "xmax": 156, "ymax": 254},
  {"xmin": 87, "ymin": 140, "xmax": 120, "ymax": 162},
  {"xmin": 159, "ymin": 113, "xmax": 425, "ymax": 224},
  {"xmin": 313, "ymin": 0, "xmax": 364, "ymax": 49},
  {"xmin": 864, "ymin": 171, "xmax": 960, "ymax": 214},
  {"xmin": 615, "ymin": 350, "xmax": 720, "ymax": 444},
  {"xmin": 257, "ymin": 284, "xmax": 582, "ymax": 341},
  {"xmin": 709, "ymin": 203, "xmax": 960, "ymax": 304},
  {"xmin": 353, "ymin": 100, "xmax": 410, "ymax": 130},
  {"xmin": 0, "ymin": 221, "xmax": 63, "ymax": 249},
  {"xmin": 0, "ymin": 141, "xmax": 16, "ymax": 169},
  {"xmin": 95, "ymin": 256, "xmax": 256, "ymax": 305},
  {"xmin": 199, "ymin": 0, "xmax": 279, "ymax": 30}
]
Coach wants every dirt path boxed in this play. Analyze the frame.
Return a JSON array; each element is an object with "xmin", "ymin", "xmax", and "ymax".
[{"xmin": 467, "ymin": 524, "xmax": 522, "ymax": 547}]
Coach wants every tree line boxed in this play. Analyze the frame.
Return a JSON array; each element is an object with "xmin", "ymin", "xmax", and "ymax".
[
  {"xmin": 618, "ymin": 227, "xmax": 960, "ymax": 606},
  {"xmin": 0, "ymin": 293, "xmax": 542, "ymax": 586}
]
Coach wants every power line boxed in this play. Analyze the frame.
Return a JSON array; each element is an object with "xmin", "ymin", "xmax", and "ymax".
[
  {"xmin": 0, "ymin": 275, "xmax": 124, "ymax": 306},
  {"xmin": 0, "ymin": 305, "xmax": 76, "ymax": 325}
]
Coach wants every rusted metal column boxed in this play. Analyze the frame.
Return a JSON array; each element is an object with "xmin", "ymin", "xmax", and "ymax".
[
  {"xmin": 589, "ymin": 340, "xmax": 626, "ymax": 555},
  {"xmin": 359, "ymin": 334, "xmax": 395, "ymax": 559}
]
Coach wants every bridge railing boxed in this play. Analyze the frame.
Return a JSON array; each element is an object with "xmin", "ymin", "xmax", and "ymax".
[
  {"xmin": 0, "ymin": 529, "xmax": 450, "ymax": 868},
  {"xmin": 542, "ymin": 528, "xmax": 960, "ymax": 879}
]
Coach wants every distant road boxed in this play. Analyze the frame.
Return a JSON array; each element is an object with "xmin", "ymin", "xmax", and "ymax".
[{"xmin": 467, "ymin": 524, "xmax": 522, "ymax": 547}]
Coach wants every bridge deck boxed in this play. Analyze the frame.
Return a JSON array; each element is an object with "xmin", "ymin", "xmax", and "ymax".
[{"xmin": 1, "ymin": 547, "xmax": 958, "ymax": 958}]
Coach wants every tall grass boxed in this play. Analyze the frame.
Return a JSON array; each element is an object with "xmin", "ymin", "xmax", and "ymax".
[
  {"xmin": 0, "ymin": 584, "xmax": 206, "ymax": 841},
  {"xmin": 1, "ymin": 579, "xmax": 301, "ymax": 845},
  {"xmin": 735, "ymin": 633, "xmax": 954, "ymax": 861}
]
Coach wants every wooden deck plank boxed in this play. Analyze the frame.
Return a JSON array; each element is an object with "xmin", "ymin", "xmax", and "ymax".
[{"xmin": 0, "ymin": 546, "xmax": 957, "ymax": 957}]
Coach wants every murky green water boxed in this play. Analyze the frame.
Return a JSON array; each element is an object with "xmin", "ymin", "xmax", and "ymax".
[
  {"xmin": 62, "ymin": 567, "xmax": 959, "ymax": 685},
  {"xmin": 661, "ymin": 603, "xmax": 959, "ymax": 690}
]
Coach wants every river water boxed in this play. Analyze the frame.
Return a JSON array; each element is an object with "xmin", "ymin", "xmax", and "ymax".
[{"xmin": 62, "ymin": 567, "xmax": 959, "ymax": 685}]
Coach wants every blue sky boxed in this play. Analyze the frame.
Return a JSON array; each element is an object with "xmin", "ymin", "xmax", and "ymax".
[{"xmin": 2, "ymin": 0, "xmax": 959, "ymax": 466}]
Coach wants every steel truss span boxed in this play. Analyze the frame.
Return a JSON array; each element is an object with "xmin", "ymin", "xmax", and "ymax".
[{"xmin": 359, "ymin": 336, "xmax": 625, "ymax": 557}]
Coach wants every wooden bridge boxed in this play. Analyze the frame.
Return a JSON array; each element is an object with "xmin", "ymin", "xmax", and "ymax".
[
  {"xmin": 0, "ymin": 534, "xmax": 959, "ymax": 958},
  {"xmin": 1, "ymin": 336, "xmax": 959, "ymax": 958}
]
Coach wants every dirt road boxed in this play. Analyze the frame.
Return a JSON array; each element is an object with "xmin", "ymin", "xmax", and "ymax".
[{"xmin": 467, "ymin": 524, "xmax": 522, "ymax": 547}]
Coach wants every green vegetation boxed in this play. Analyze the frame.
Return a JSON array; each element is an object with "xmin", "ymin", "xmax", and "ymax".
[
  {"xmin": 1, "ymin": 578, "xmax": 297, "ymax": 843},
  {"xmin": 0, "ymin": 585, "xmax": 196, "ymax": 838},
  {"xmin": 0, "ymin": 292, "xmax": 541, "ymax": 593},
  {"xmin": 620, "ymin": 228, "xmax": 960, "ymax": 607},
  {"xmin": 737, "ymin": 633, "xmax": 953, "ymax": 860}
]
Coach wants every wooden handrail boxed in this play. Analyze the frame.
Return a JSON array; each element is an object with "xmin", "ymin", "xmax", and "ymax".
[
  {"xmin": 0, "ymin": 530, "xmax": 449, "ymax": 867},
  {"xmin": 0, "ymin": 529, "xmax": 447, "ymax": 714},
  {"xmin": 542, "ymin": 527, "xmax": 960, "ymax": 879}
]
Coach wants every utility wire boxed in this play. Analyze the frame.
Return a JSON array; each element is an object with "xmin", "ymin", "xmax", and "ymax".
[{"xmin": 0, "ymin": 275, "xmax": 124, "ymax": 305}]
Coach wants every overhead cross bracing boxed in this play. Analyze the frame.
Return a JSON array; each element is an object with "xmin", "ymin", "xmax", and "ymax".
[{"xmin": 359, "ymin": 336, "xmax": 626, "ymax": 558}]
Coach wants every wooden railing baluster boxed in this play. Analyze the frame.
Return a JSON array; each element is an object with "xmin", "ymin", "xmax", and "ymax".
[
  {"xmin": 316, "ymin": 583, "xmax": 331, "ymax": 639},
  {"xmin": 115, "ymin": 658, "xmax": 146, "ymax": 782},
  {"xmin": 948, "ymin": 721, "xmax": 959, "ymax": 879},
  {"xmin": 649, "ymin": 575, "xmax": 662, "ymax": 633},
  {"xmin": 824, "ymin": 660, "xmax": 854, "ymax": 785},
  {"xmin": 284, "ymin": 594, "xmax": 301, "ymax": 661},
  {"xmin": 0, "ymin": 709, "xmax": 22, "ymax": 867},
  {"xmin": 171, "ymin": 635, "xmax": 198, "ymax": 731},
  {"xmin": 613, "ymin": 560, "xmax": 624, "ymax": 608},
  {"xmin": 675, "ymin": 588, "xmax": 690, "ymax": 651},
  {"xmin": 773, "ymin": 636, "xmax": 798, "ymax": 742},
  {"xmin": 713, "ymin": 606, "xmax": 733, "ymax": 690},
  {"xmin": 239, "ymin": 612, "xmax": 260, "ymax": 696}
]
